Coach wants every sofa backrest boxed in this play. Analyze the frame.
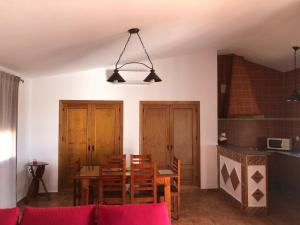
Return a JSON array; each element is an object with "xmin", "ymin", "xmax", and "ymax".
[
  {"xmin": 98, "ymin": 203, "xmax": 171, "ymax": 225},
  {"xmin": 0, "ymin": 208, "xmax": 19, "ymax": 225},
  {"xmin": 0, "ymin": 203, "xmax": 171, "ymax": 225},
  {"xmin": 19, "ymin": 205, "xmax": 95, "ymax": 225}
]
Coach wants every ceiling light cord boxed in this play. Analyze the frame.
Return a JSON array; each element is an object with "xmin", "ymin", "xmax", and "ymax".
[
  {"xmin": 108, "ymin": 28, "xmax": 162, "ymax": 83},
  {"xmin": 115, "ymin": 30, "xmax": 153, "ymax": 70},
  {"xmin": 136, "ymin": 32, "xmax": 154, "ymax": 69},
  {"xmin": 115, "ymin": 33, "xmax": 132, "ymax": 69},
  {"xmin": 294, "ymin": 47, "xmax": 298, "ymax": 90},
  {"xmin": 287, "ymin": 46, "xmax": 300, "ymax": 101}
]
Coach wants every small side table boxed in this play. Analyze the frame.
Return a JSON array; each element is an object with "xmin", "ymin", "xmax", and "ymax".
[{"xmin": 25, "ymin": 162, "xmax": 50, "ymax": 202}]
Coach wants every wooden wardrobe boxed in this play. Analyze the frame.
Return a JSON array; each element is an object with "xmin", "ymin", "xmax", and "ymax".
[
  {"xmin": 140, "ymin": 101, "xmax": 200, "ymax": 185},
  {"xmin": 58, "ymin": 100, "xmax": 123, "ymax": 190}
]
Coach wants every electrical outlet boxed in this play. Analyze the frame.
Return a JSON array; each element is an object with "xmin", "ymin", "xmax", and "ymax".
[{"xmin": 295, "ymin": 136, "xmax": 299, "ymax": 142}]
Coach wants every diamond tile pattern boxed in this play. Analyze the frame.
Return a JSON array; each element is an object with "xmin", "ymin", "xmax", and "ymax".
[
  {"xmin": 230, "ymin": 168, "xmax": 240, "ymax": 190},
  {"xmin": 252, "ymin": 189, "xmax": 264, "ymax": 202},
  {"xmin": 251, "ymin": 171, "xmax": 264, "ymax": 184},
  {"xmin": 221, "ymin": 164, "xmax": 229, "ymax": 183}
]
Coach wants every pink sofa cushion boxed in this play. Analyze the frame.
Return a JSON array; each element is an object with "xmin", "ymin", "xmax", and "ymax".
[
  {"xmin": 98, "ymin": 203, "xmax": 171, "ymax": 225},
  {"xmin": 20, "ymin": 205, "xmax": 95, "ymax": 225},
  {"xmin": 0, "ymin": 208, "xmax": 19, "ymax": 225}
]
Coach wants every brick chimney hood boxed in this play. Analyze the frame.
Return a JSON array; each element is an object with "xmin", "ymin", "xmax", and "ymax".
[{"xmin": 218, "ymin": 55, "xmax": 263, "ymax": 118}]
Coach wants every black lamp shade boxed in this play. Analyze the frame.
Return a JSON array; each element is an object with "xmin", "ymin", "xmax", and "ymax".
[
  {"xmin": 287, "ymin": 89, "xmax": 300, "ymax": 101},
  {"xmin": 107, "ymin": 69, "xmax": 125, "ymax": 83},
  {"xmin": 110, "ymin": 28, "xmax": 160, "ymax": 84},
  {"xmin": 144, "ymin": 69, "xmax": 162, "ymax": 82}
]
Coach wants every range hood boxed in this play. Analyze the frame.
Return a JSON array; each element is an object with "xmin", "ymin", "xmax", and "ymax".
[{"xmin": 218, "ymin": 55, "xmax": 263, "ymax": 118}]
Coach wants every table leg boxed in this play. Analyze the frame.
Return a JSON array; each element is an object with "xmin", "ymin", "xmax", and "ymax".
[
  {"xmin": 25, "ymin": 179, "xmax": 36, "ymax": 203},
  {"xmin": 40, "ymin": 178, "xmax": 50, "ymax": 200},
  {"xmin": 81, "ymin": 179, "xmax": 90, "ymax": 205},
  {"xmin": 98, "ymin": 180, "xmax": 103, "ymax": 204},
  {"xmin": 25, "ymin": 166, "xmax": 40, "ymax": 202},
  {"xmin": 25, "ymin": 164, "xmax": 50, "ymax": 202},
  {"xmin": 164, "ymin": 177, "xmax": 171, "ymax": 215},
  {"xmin": 36, "ymin": 165, "xmax": 50, "ymax": 199},
  {"xmin": 157, "ymin": 177, "xmax": 171, "ymax": 215}
]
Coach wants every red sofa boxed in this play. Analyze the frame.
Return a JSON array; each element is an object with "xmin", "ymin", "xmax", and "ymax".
[{"xmin": 0, "ymin": 203, "xmax": 171, "ymax": 225}]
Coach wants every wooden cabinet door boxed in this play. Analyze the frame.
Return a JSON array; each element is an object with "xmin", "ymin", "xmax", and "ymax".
[
  {"xmin": 141, "ymin": 101, "xmax": 200, "ymax": 185},
  {"xmin": 141, "ymin": 104, "xmax": 171, "ymax": 167},
  {"xmin": 90, "ymin": 103, "xmax": 122, "ymax": 165},
  {"xmin": 59, "ymin": 101, "xmax": 123, "ymax": 190},
  {"xmin": 172, "ymin": 104, "xmax": 198, "ymax": 184},
  {"xmin": 59, "ymin": 103, "xmax": 90, "ymax": 190}
]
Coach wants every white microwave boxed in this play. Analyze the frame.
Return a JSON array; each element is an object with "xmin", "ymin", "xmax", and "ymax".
[{"xmin": 267, "ymin": 138, "xmax": 292, "ymax": 151}]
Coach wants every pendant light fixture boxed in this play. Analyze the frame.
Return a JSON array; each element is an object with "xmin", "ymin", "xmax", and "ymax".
[
  {"xmin": 107, "ymin": 28, "xmax": 162, "ymax": 83},
  {"xmin": 287, "ymin": 46, "xmax": 300, "ymax": 101}
]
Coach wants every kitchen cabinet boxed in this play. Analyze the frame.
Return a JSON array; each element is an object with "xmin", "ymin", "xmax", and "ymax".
[{"xmin": 269, "ymin": 152, "xmax": 300, "ymax": 192}]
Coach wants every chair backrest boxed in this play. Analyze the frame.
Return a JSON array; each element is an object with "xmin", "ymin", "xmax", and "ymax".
[
  {"xmin": 171, "ymin": 157, "xmax": 180, "ymax": 192},
  {"xmin": 130, "ymin": 162, "xmax": 157, "ymax": 204},
  {"xmin": 130, "ymin": 154, "xmax": 152, "ymax": 164},
  {"xmin": 99, "ymin": 157, "xmax": 126, "ymax": 205},
  {"xmin": 73, "ymin": 158, "xmax": 81, "ymax": 176},
  {"xmin": 108, "ymin": 155, "xmax": 126, "ymax": 168}
]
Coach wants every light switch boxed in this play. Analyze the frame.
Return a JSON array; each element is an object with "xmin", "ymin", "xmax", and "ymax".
[{"xmin": 221, "ymin": 84, "xmax": 227, "ymax": 94}]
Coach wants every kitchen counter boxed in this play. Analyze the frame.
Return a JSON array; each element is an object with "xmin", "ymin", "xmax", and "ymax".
[
  {"xmin": 267, "ymin": 150, "xmax": 300, "ymax": 159},
  {"xmin": 218, "ymin": 145, "xmax": 300, "ymax": 205},
  {"xmin": 218, "ymin": 144, "xmax": 270, "ymax": 156},
  {"xmin": 219, "ymin": 144, "xmax": 300, "ymax": 159},
  {"xmin": 217, "ymin": 144, "xmax": 268, "ymax": 215}
]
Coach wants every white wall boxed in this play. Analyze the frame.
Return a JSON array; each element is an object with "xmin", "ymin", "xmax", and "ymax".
[{"xmin": 29, "ymin": 50, "xmax": 218, "ymax": 191}]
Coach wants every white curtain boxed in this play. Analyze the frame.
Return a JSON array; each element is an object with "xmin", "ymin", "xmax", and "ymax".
[{"xmin": 0, "ymin": 71, "xmax": 20, "ymax": 208}]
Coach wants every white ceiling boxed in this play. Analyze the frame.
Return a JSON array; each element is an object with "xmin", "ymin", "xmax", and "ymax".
[{"xmin": 0, "ymin": 0, "xmax": 300, "ymax": 77}]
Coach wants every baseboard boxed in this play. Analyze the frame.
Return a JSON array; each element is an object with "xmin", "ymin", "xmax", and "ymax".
[
  {"xmin": 17, "ymin": 192, "xmax": 58, "ymax": 206},
  {"xmin": 199, "ymin": 188, "xmax": 219, "ymax": 192}
]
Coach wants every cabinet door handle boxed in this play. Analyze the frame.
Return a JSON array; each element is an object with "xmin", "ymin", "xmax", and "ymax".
[
  {"xmin": 92, "ymin": 145, "xmax": 95, "ymax": 151},
  {"xmin": 170, "ymin": 145, "xmax": 173, "ymax": 150},
  {"xmin": 167, "ymin": 145, "xmax": 169, "ymax": 150},
  {"xmin": 87, "ymin": 145, "xmax": 91, "ymax": 166},
  {"xmin": 91, "ymin": 145, "xmax": 94, "ymax": 166}
]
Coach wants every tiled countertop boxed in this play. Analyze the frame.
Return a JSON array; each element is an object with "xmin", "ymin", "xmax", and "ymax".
[
  {"xmin": 218, "ymin": 144, "xmax": 270, "ymax": 156},
  {"xmin": 218, "ymin": 144, "xmax": 300, "ymax": 159}
]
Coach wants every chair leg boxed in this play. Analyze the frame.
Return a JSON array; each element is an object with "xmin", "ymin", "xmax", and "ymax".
[
  {"xmin": 73, "ymin": 182, "xmax": 76, "ymax": 206},
  {"xmin": 170, "ymin": 195, "xmax": 179, "ymax": 220},
  {"xmin": 173, "ymin": 195, "xmax": 180, "ymax": 220},
  {"xmin": 174, "ymin": 195, "xmax": 178, "ymax": 220},
  {"xmin": 159, "ymin": 196, "xmax": 164, "ymax": 203},
  {"xmin": 73, "ymin": 180, "xmax": 81, "ymax": 206},
  {"xmin": 177, "ymin": 194, "xmax": 180, "ymax": 219}
]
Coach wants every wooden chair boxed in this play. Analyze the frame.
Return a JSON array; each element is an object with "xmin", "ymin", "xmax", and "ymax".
[
  {"xmin": 130, "ymin": 162, "xmax": 157, "ymax": 204},
  {"xmin": 130, "ymin": 154, "xmax": 152, "ymax": 164},
  {"xmin": 108, "ymin": 154, "xmax": 126, "ymax": 168},
  {"xmin": 158, "ymin": 157, "xmax": 181, "ymax": 219},
  {"xmin": 170, "ymin": 157, "xmax": 180, "ymax": 219},
  {"xmin": 99, "ymin": 156, "xmax": 126, "ymax": 205},
  {"xmin": 73, "ymin": 158, "xmax": 81, "ymax": 206}
]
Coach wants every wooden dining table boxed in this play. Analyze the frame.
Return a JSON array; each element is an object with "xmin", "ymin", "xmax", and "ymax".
[{"xmin": 75, "ymin": 165, "xmax": 177, "ymax": 213}]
